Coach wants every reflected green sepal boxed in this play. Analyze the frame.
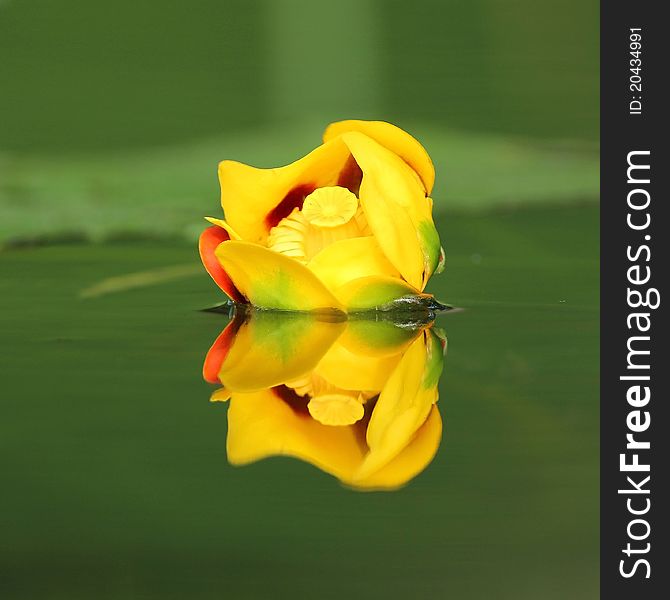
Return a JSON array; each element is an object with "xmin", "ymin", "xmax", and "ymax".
[{"xmin": 421, "ymin": 329, "xmax": 447, "ymax": 390}]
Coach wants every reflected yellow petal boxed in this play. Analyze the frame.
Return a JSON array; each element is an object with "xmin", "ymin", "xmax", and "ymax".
[
  {"xmin": 226, "ymin": 389, "xmax": 366, "ymax": 481},
  {"xmin": 218, "ymin": 312, "xmax": 346, "ymax": 392},
  {"xmin": 365, "ymin": 334, "xmax": 431, "ymax": 448},
  {"xmin": 349, "ymin": 405, "xmax": 442, "ymax": 490},
  {"xmin": 337, "ymin": 320, "xmax": 426, "ymax": 358},
  {"xmin": 357, "ymin": 385, "xmax": 438, "ymax": 481},
  {"xmin": 323, "ymin": 120, "xmax": 435, "ymax": 194},
  {"xmin": 314, "ymin": 339, "xmax": 401, "ymax": 392},
  {"xmin": 354, "ymin": 332, "xmax": 441, "ymax": 481},
  {"xmin": 215, "ymin": 241, "xmax": 345, "ymax": 312}
]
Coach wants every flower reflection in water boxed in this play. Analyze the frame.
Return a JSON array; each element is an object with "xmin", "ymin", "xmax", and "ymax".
[{"xmin": 203, "ymin": 309, "xmax": 447, "ymax": 491}]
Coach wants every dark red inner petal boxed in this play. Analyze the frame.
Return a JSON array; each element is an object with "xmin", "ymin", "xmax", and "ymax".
[
  {"xmin": 264, "ymin": 154, "xmax": 361, "ymax": 230},
  {"xmin": 264, "ymin": 184, "xmax": 316, "ymax": 230},
  {"xmin": 202, "ymin": 317, "xmax": 245, "ymax": 384},
  {"xmin": 272, "ymin": 385, "xmax": 311, "ymax": 417},
  {"xmin": 198, "ymin": 226, "xmax": 245, "ymax": 303},
  {"xmin": 337, "ymin": 154, "xmax": 363, "ymax": 195}
]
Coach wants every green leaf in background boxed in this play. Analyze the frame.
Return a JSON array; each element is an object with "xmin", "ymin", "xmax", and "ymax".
[{"xmin": 0, "ymin": 120, "xmax": 597, "ymax": 246}]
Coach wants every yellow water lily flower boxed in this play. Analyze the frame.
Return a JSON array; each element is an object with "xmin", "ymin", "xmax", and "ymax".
[
  {"xmin": 199, "ymin": 120, "xmax": 445, "ymax": 312},
  {"xmin": 204, "ymin": 311, "xmax": 447, "ymax": 491}
]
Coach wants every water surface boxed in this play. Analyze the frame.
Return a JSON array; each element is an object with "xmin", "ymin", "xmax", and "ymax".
[{"xmin": 0, "ymin": 205, "xmax": 599, "ymax": 598}]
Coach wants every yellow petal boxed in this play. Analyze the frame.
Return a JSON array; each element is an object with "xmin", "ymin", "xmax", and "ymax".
[
  {"xmin": 204, "ymin": 217, "xmax": 242, "ymax": 240},
  {"xmin": 323, "ymin": 120, "xmax": 435, "ymax": 194},
  {"xmin": 226, "ymin": 389, "xmax": 366, "ymax": 481},
  {"xmin": 307, "ymin": 236, "xmax": 399, "ymax": 293},
  {"xmin": 338, "ymin": 131, "xmax": 442, "ymax": 289},
  {"xmin": 218, "ymin": 312, "xmax": 346, "ymax": 392},
  {"xmin": 340, "ymin": 132, "xmax": 427, "ymax": 289},
  {"xmin": 350, "ymin": 405, "xmax": 442, "ymax": 491},
  {"xmin": 218, "ymin": 137, "xmax": 351, "ymax": 245},
  {"xmin": 215, "ymin": 241, "xmax": 345, "ymax": 312},
  {"xmin": 334, "ymin": 275, "xmax": 429, "ymax": 312}
]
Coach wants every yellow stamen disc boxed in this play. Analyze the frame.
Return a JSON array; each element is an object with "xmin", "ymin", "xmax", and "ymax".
[
  {"xmin": 301, "ymin": 186, "xmax": 359, "ymax": 228},
  {"xmin": 308, "ymin": 393, "xmax": 365, "ymax": 426}
]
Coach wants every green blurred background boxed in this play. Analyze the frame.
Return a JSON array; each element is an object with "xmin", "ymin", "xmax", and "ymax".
[{"xmin": 0, "ymin": 1, "xmax": 599, "ymax": 598}]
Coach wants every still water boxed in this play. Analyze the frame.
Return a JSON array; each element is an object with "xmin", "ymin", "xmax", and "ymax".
[{"xmin": 0, "ymin": 205, "xmax": 598, "ymax": 599}]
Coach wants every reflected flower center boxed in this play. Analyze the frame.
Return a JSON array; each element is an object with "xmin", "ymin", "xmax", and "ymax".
[
  {"xmin": 285, "ymin": 371, "xmax": 373, "ymax": 426},
  {"xmin": 308, "ymin": 394, "xmax": 365, "ymax": 426}
]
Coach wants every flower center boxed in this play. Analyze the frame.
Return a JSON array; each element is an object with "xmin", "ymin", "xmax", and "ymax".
[
  {"xmin": 267, "ymin": 186, "xmax": 370, "ymax": 262},
  {"xmin": 301, "ymin": 186, "xmax": 358, "ymax": 228}
]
